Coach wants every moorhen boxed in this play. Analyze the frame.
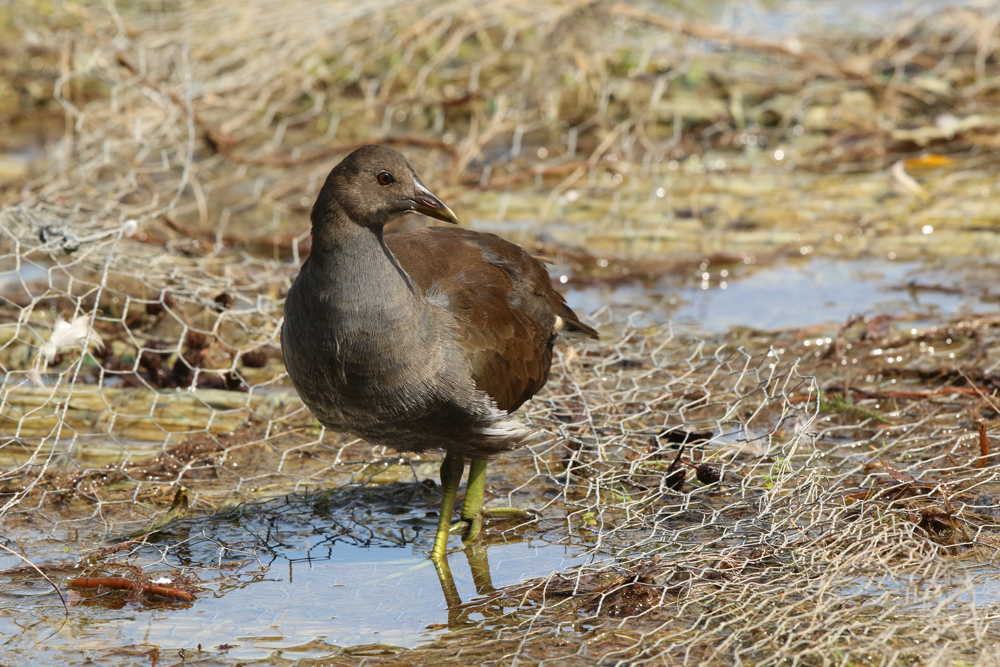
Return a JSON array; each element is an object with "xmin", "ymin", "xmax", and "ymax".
[{"xmin": 281, "ymin": 145, "xmax": 598, "ymax": 560}]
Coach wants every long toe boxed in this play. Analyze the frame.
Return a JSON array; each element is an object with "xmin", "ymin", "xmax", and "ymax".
[
  {"xmin": 482, "ymin": 507, "xmax": 540, "ymax": 522},
  {"xmin": 449, "ymin": 519, "xmax": 471, "ymax": 535},
  {"xmin": 452, "ymin": 507, "xmax": 540, "ymax": 543}
]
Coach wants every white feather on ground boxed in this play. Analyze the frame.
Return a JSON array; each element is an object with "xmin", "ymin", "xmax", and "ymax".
[
  {"xmin": 27, "ymin": 316, "xmax": 104, "ymax": 387},
  {"xmin": 38, "ymin": 316, "xmax": 104, "ymax": 364}
]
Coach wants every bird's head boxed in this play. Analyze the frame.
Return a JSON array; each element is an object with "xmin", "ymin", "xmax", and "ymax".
[{"xmin": 312, "ymin": 145, "xmax": 458, "ymax": 230}]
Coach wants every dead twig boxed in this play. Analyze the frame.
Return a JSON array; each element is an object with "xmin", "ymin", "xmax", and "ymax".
[
  {"xmin": 977, "ymin": 422, "xmax": 990, "ymax": 469},
  {"xmin": 68, "ymin": 576, "xmax": 196, "ymax": 602}
]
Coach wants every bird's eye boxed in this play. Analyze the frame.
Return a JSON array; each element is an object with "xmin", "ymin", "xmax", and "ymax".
[{"xmin": 377, "ymin": 172, "xmax": 394, "ymax": 186}]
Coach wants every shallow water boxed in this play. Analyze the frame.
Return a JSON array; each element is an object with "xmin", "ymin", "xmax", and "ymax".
[
  {"xmin": 0, "ymin": 485, "xmax": 589, "ymax": 662},
  {"xmin": 564, "ymin": 257, "xmax": 996, "ymax": 333},
  {"xmin": 66, "ymin": 541, "xmax": 580, "ymax": 658}
]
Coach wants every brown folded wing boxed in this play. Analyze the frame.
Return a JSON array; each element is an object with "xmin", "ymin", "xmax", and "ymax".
[{"xmin": 386, "ymin": 226, "xmax": 596, "ymax": 412}]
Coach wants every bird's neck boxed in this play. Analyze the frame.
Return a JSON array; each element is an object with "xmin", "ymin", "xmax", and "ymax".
[
  {"xmin": 294, "ymin": 213, "xmax": 451, "ymax": 394},
  {"xmin": 306, "ymin": 213, "xmax": 418, "ymax": 315}
]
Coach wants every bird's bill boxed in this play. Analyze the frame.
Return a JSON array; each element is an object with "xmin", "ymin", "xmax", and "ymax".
[{"xmin": 411, "ymin": 177, "xmax": 459, "ymax": 224}]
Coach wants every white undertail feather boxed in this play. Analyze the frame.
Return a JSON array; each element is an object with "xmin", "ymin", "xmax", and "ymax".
[
  {"xmin": 480, "ymin": 417, "xmax": 538, "ymax": 440},
  {"xmin": 479, "ymin": 394, "xmax": 539, "ymax": 441}
]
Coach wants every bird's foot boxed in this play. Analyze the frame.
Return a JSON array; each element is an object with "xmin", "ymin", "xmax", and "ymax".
[{"xmin": 449, "ymin": 507, "xmax": 540, "ymax": 541}]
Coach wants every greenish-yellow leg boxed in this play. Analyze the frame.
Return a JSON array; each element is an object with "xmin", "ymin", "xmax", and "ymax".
[
  {"xmin": 459, "ymin": 457, "xmax": 488, "ymax": 540},
  {"xmin": 431, "ymin": 452, "xmax": 465, "ymax": 561},
  {"xmin": 449, "ymin": 458, "xmax": 539, "ymax": 543}
]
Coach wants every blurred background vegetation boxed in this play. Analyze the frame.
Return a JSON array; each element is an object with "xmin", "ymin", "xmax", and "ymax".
[{"xmin": 3, "ymin": 0, "xmax": 998, "ymax": 264}]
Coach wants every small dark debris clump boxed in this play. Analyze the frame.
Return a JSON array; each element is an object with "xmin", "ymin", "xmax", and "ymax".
[
  {"xmin": 694, "ymin": 462, "xmax": 722, "ymax": 485},
  {"xmin": 145, "ymin": 291, "xmax": 174, "ymax": 316},
  {"xmin": 213, "ymin": 292, "xmax": 234, "ymax": 310},
  {"xmin": 138, "ymin": 348, "xmax": 170, "ymax": 384},
  {"xmin": 241, "ymin": 348, "xmax": 268, "ymax": 368},
  {"xmin": 599, "ymin": 573, "xmax": 662, "ymax": 617},
  {"xmin": 664, "ymin": 444, "xmax": 687, "ymax": 491},
  {"xmin": 185, "ymin": 331, "xmax": 210, "ymax": 350}
]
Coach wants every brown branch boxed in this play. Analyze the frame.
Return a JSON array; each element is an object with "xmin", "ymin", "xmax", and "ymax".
[
  {"xmin": 69, "ymin": 576, "xmax": 196, "ymax": 602},
  {"xmin": 151, "ymin": 215, "xmax": 310, "ymax": 258},
  {"xmin": 464, "ymin": 159, "xmax": 592, "ymax": 189},
  {"xmin": 864, "ymin": 388, "xmax": 982, "ymax": 399},
  {"xmin": 977, "ymin": 422, "xmax": 990, "ymax": 469},
  {"xmin": 611, "ymin": 3, "xmax": 944, "ymax": 103}
]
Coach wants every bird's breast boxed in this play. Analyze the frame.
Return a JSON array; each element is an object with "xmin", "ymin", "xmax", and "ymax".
[{"xmin": 282, "ymin": 277, "xmax": 470, "ymax": 434}]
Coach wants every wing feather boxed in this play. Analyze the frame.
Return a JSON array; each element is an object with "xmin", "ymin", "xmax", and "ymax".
[{"xmin": 386, "ymin": 226, "xmax": 595, "ymax": 412}]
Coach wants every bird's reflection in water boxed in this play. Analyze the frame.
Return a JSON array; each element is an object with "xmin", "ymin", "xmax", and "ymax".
[{"xmin": 433, "ymin": 537, "xmax": 521, "ymax": 628}]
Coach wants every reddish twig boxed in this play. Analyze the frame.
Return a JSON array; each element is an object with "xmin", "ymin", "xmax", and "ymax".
[
  {"xmin": 869, "ymin": 388, "xmax": 982, "ymax": 399},
  {"xmin": 69, "ymin": 576, "xmax": 196, "ymax": 602},
  {"xmin": 977, "ymin": 422, "xmax": 990, "ymax": 469},
  {"xmin": 157, "ymin": 214, "xmax": 310, "ymax": 257},
  {"xmin": 959, "ymin": 369, "xmax": 1000, "ymax": 419}
]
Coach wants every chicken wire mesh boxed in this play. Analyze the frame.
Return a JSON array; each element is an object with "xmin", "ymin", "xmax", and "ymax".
[{"xmin": 3, "ymin": 0, "xmax": 1000, "ymax": 665}]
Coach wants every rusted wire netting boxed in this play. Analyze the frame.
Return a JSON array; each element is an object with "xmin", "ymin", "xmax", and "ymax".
[{"xmin": 3, "ymin": 0, "xmax": 1000, "ymax": 665}]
